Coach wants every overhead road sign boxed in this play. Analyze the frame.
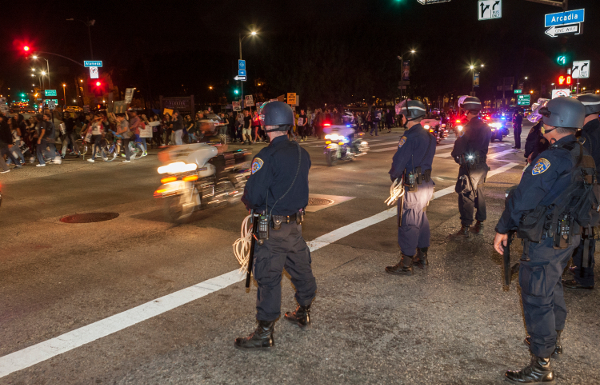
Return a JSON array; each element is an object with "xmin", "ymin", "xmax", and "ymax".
[
  {"xmin": 572, "ymin": 60, "xmax": 590, "ymax": 79},
  {"xmin": 545, "ymin": 23, "xmax": 581, "ymax": 38},
  {"xmin": 517, "ymin": 95, "xmax": 531, "ymax": 106},
  {"xmin": 478, "ymin": 0, "xmax": 502, "ymax": 20},
  {"xmin": 234, "ymin": 75, "xmax": 247, "ymax": 81},
  {"xmin": 417, "ymin": 0, "xmax": 451, "ymax": 4},
  {"xmin": 514, "ymin": 89, "xmax": 523, "ymax": 94},
  {"xmin": 84, "ymin": 61, "xmax": 103, "ymax": 67},
  {"xmin": 545, "ymin": 9, "xmax": 584, "ymax": 27},
  {"xmin": 44, "ymin": 89, "xmax": 57, "ymax": 97}
]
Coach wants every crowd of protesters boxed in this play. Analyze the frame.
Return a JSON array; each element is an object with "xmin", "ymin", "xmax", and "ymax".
[{"xmin": 0, "ymin": 104, "xmax": 400, "ymax": 172}]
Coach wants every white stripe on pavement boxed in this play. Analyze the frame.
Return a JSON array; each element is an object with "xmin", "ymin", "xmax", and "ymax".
[
  {"xmin": 0, "ymin": 162, "xmax": 521, "ymax": 378},
  {"xmin": 487, "ymin": 149, "xmax": 518, "ymax": 160}
]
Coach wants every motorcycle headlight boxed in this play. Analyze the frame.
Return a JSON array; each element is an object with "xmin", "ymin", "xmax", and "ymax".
[
  {"xmin": 424, "ymin": 125, "xmax": 430, "ymax": 129},
  {"xmin": 457, "ymin": 125, "xmax": 463, "ymax": 131},
  {"xmin": 158, "ymin": 162, "xmax": 198, "ymax": 174}
]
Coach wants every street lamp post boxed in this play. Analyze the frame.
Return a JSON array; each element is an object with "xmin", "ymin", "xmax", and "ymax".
[
  {"xmin": 66, "ymin": 17, "xmax": 95, "ymax": 59},
  {"xmin": 62, "ymin": 84, "xmax": 67, "ymax": 107},
  {"xmin": 32, "ymin": 55, "xmax": 51, "ymax": 89},
  {"xmin": 238, "ymin": 31, "xmax": 257, "ymax": 108},
  {"xmin": 469, "ymin": 63, "xmax": 484, "ymax": 96},
  {"xmin": 397, "ymin": 50, "xmax": 416, "ymax": 103}
]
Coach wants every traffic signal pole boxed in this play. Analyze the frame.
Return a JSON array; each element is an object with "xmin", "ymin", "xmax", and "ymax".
[
  {"xmin": 525, "ymin": 0, "xmax": 568, "ymax": 11},
  {"xmin": 239, "ymin": 34, "xmax": 244, "ymax": 109}
]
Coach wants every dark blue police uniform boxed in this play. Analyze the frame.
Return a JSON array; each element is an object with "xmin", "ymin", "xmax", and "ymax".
[
  {"xmin": 241, "ymin": 135, "xmax": 317, "ymax": 322},
  {"xmin": 389, "ymin": 124, "xmax": 436, "ymax": 255},
  {"xmin": 571, "ymin": 118, "xmax": 600, "ymax": 287},
  {"xmin": 451, "ymin": 117, "xmax": 491, "ymax": 227},
  {"xmin": 496, "ymin": 135, "xmax": 583, "ymax": 358}
]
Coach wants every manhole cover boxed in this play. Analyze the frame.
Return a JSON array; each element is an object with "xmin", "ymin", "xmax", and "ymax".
[
  {"xmin": 60, "ymin": 212, "xmax": 119, "ymax": 223},
  {"xmin": 307, "ymin": 198, "xmax": 334, "ymax": 206}
]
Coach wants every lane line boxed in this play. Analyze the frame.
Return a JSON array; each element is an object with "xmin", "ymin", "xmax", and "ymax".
[
  {"xmin": 0, "ymin": 161, "xmax": 521, "ymax": 378},
  {"xmin": 487, "ymin": 149, "xmax": 518, "ymax": 160}
]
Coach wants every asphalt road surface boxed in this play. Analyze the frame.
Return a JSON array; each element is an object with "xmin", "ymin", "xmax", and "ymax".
[{"xmin": 1, "ymin": 124, "xmax": 598, "ymax": 384}]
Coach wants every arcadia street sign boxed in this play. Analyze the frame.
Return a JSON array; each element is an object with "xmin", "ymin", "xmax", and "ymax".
[
  {"xmin": 545, "ymin": 9, "xmax": 584, "ymax": 27},
  {"xmin": 478, "ymin": 0, "xmax": 502, "ymax": 20}
]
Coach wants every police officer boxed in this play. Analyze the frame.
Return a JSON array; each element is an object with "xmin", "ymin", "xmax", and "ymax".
[
  {"xmin": 386, "ymin": 100, "xmax": 436, "ymax": 275},
  {"xmin": 563, "ymin": 93, "xmax": 600, "ymax": 290},
  {"xmin": 494, "ymin": 97, "xmax": 588, "ymax": 383},
  {"xmin": 235, "ymin": 101, "xmax": 317, "ymax": 350},
  {"xmin": 513, "ymin": 107, "xmax": 524, "ymax": 149},
  {"xmin": 450, "ymin": 97, "xmax": 491, "ymax": 237}
]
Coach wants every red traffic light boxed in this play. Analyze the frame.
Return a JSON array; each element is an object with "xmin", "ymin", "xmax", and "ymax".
[
  {"xmin": 23, "ymin": 45, "xmax": 30, "ymax": 52},
  {"xmin": 95, "ymin": 81, "xmax": 101, "ymax": 87},
  {"xmin": 558, "ymin": 75, "xmax": 572, "ymax": 86}
]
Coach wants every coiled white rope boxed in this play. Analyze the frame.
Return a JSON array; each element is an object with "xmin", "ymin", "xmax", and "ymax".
[
  {"xmin": 385, "ymin": 178, "xmax": 405, "ymax": 206},
  {"xmin": 233, "ymin": 214, "xmax": 253, "ymax": 272}
]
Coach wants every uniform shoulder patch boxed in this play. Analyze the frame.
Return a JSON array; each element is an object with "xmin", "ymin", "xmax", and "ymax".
[
  {"xmin": 532, "ymin": 158, "xmax": 551, "ymax": 175},
  {"xmin": 398, "ymin": 136, "xmax": 407, "ymax": 148},
  {"xmin": 251, "ymin": 157, "xmax": 264, "ymax": 174}
]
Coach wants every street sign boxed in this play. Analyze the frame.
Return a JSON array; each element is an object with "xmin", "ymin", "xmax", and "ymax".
[
  {"xmin": 244, "ymin": 95, "xmax": 254, "ymax": 107},
  {"xmin": 517, "ymin": 95, "xmax": 531, "ymax": 106},
  {"xmin": 545, "ymin": 9, "xmax": 584, "ymax": 27},
  {"xmin": 45, "ymin": 89, "xmax": 57, "ymax": 97},
  {"xmin": 125, "ymin": 88, "xmax": 135, "ymax": 104},
  {"xmin": 473, "ymin": 72, "xmax": 480, "ymax": 87},
  {"xmin": 478, "ymin": 0, "xmax": 502, "ymax": 21},
  {"xmin": 84, "ymin": 61, "xmax": 103, "ymax": 67},
  {"xmin": 552, "ymin": 89, "xmax": 571, "ymax": 99},
  {"xmin": 545, "ymin": 23, "xmax": 581, "ymax": 38},
  {"xmin": 417, "ymin": 0, "xmax": 451, "ymax": 4},
  {"xmin": 238, "ymin": 69, "xmax": 247, "ymax": 77},
  {"xmin": 234, "ymin": 75, "xmax": 247, "ymax": 81},
  {"xmin": 287, "ymin": 93, "xmax": 297, "ymax": 105},
  {"xmin": 89, "ymin": 66, "xmax": 99, "ymax": 79},
  {"xmin": 514, "ymin": 89, "xmax": 522, "ymax": 94},
  {"xmin": 238, "ymin": 60, "xmax": 246, "ymax": 70},
  {"xmin": 572, "ymin": 60, "xmax": 590, "ymax": 79}
]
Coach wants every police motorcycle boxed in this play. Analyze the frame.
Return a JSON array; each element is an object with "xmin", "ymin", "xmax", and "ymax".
[
  {"xmin": 422, "ymin": 117, "xmax": 447, "ymax": 144},
  {"xmin": 154, "ymin": 121, "xmax": 251, "ymax": 223},
  {"xmin": 323, "ymin": 121, "xmax": 369, "ymax": 166}
]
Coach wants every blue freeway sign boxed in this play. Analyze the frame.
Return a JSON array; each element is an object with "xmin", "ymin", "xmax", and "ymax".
[
  {"xmin": 238, "ymin": 60, "xmax": 246, "ymax": 70},
  {"xmin": 545, "ymin": 9, "xmax": 584, "ymax": 27},
  {"xmin": 84, "ymin": 61, "xmax": 103, "ymax": 67}
]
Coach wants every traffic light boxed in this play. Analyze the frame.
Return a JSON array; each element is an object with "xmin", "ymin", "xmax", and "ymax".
[
  {"xmin": 23, "ymin": 45, "xmax": 30, "ymax": 52},
  {"xmin": 233, "ymin": 89, "xmax": 239, "ymax": 95},
  {"xmin": 558, "ymin": 75, "xmax": 572, "ymax": 86},
  {"xmin": 556, "ymin": 55, "xmax": 567, "ymax": 66},
  {"xmin": 91, "ymin": 80, "xmax": 105, "ymax": 96}
]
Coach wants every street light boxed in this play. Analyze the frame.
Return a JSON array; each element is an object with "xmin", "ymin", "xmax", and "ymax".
[
  {"xmin": 468, "ymin": 62, "xmax": 484, "ymax": 95},
  {"xmin": 32, "ymin": 55, "xmax": 51, "ymax": 88},
  {"xmin": 66, "ymin": 17, "xmax": 95, "ymax": 59},
  {"xmin": 62, "ymin": 83, "xmax": 67, "ymax": 106},
  {"xmin": 238, "ymin": 30, "xmax": 259, "ymax": 105},
  {"xmin": 397, "ymin": 50, "xmax": 416, "ymax": 101}
]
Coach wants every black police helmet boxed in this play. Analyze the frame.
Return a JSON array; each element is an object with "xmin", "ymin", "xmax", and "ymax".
[
  {"xmin": 461, "ymin": 96, "xmax": 482, "ymax": 113},
  {"xmin": 260, "ymin": 101, "xmax": 294, "ymax": 129},
  {"xmin": 540, "ymin": 97, "xmax": 585, "ymax": 129},
  {"xmin": 576, "ymin": 94, "xmax": 600, "ymax": 116}
]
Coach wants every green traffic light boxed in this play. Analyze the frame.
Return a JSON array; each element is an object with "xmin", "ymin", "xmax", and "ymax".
[
  {"xmin": 556, "ymin": 55, "xmax": 568, "ymax": 66},
  {"xmin": 234, "ymin": 89, "xmax": 239, "ymax": 95}
]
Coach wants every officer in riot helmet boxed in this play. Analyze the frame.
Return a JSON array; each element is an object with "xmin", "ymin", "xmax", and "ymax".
[
  {"xmin": 236, "ymin": 101, "xmax": 317, "ymax": 349},
  {"xmin": 450, "ymin": 96, "xmax": 491, "ymax": 238},
  {"xmin": 563, "ymin": 93, "xmax": 600, "ymax": 291},
  {"xmin": 494, "ymin": 97, "xmax": 590, "ymax": 383},
  {"xmin": 385, "ymin": 99, "xmax": 436, "ymax": 275}
]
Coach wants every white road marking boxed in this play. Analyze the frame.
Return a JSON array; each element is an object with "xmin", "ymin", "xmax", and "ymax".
[
  {"xmin": 0, "ymin": 161, "xmax": 521, "ymax": 378},
  {"xmin": 487, "ymin": 149, "xmax": 518, "ymax": 160}
]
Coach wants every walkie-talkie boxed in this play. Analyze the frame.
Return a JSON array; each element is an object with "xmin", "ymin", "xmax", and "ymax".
[{"xmin": 257, "ymin": 214, "xmax": 270, "ymax": 245}]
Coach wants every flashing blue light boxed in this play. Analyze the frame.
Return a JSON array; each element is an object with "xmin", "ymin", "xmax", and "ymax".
[
  {"xmin": 346, "ymin": 124, "xmax": 352, "ymax": 127},
  {"xmin": 501, "ymin": 117, "xmax": 506, "ymax": 120}
]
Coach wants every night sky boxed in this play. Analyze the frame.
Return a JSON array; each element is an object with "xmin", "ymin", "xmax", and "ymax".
[{"xmin": 1, "ymin": 0, "xmax": 598, "ymax": 106}]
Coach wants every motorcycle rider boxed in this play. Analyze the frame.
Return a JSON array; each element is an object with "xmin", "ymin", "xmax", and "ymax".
[{"xmin": 450, "ymin": 96, "xmax": 491, "ymax": 238}]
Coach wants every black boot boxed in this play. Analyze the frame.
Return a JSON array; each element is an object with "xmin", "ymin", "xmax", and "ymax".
[
  {"xmin": 284, "ymin": 305, "xmax": 311, "ymax": 329},
  {"xmin": 505, "ymin": 354, "xmax": 554, "ymax": 383},
  {"xmin": 449, "ymin": 225, "xmax": 470, "ymax": 239},
  {"xmin": 562, "ymin": 278, "xmax": 594, "ymax": 290},
  {"xmin": 234, "ymin": 320, "xmax": 275, "ymax": 350},
  {"xmin": 385, "ymin": 253, "xmax": 413, "ymax": 275},
  {"xmin": 524, "ymin": 330, "xmax": 563, "ymax": 357},
  {"xmin": 413, "ymin": 247, "xmax": 429, "ymax": 269},
  {"xmin": 471, "ymin": 220, "xmax": 484, "ymax": 235}
]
